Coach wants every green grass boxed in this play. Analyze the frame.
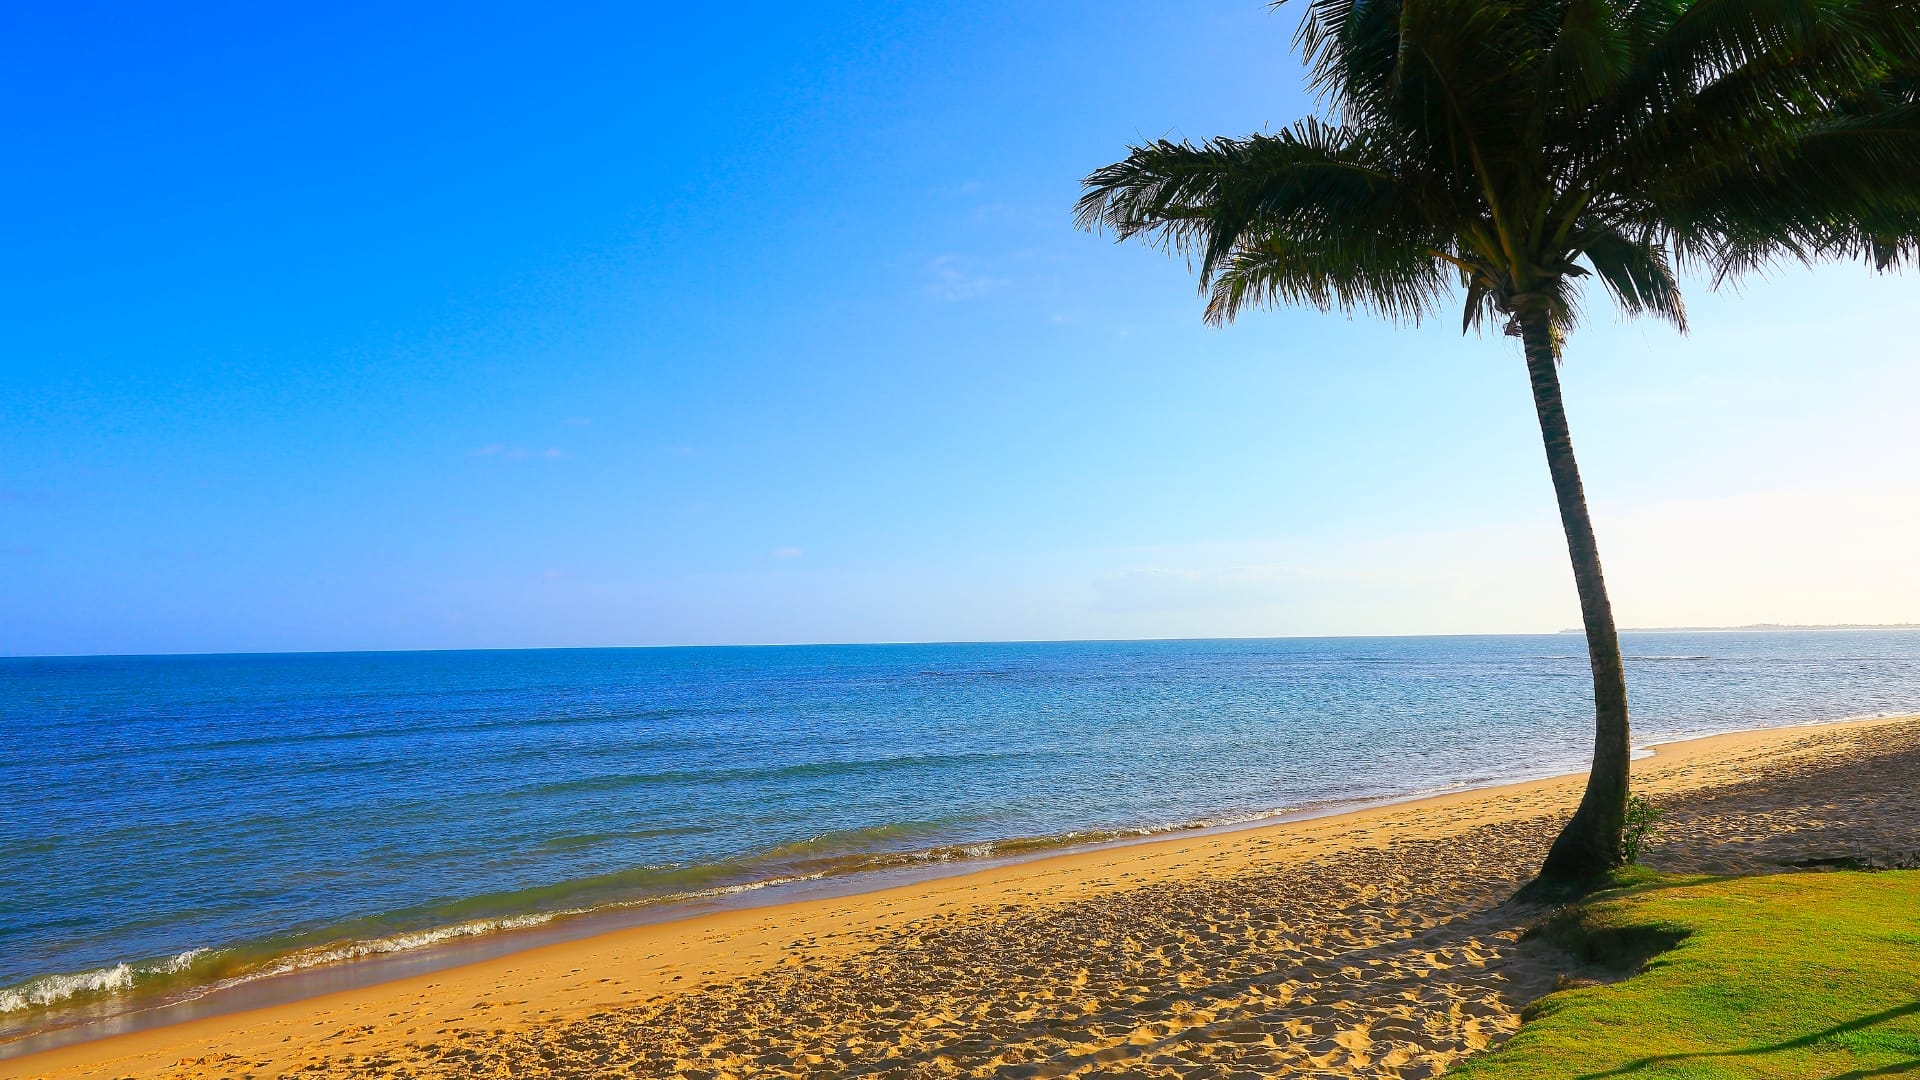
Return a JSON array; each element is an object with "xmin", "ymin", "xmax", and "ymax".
[{"xmin": 1453, "ymin": 869, "xmax": 1920, "ymax": 1079}]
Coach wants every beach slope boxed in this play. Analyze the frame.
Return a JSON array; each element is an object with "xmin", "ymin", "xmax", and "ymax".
[{"xmin": 7, "ymin": 715, "xmax": 1917, "ymax": 1079}]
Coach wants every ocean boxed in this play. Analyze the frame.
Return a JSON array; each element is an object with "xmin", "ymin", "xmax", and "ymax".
[{"xmin": 4, "ymin": 632, "xmax": 1918, "ymax": 1044}]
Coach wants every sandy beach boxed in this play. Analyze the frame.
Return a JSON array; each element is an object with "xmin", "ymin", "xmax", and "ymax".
[{"xmin": 8, "ymin": 714, "xmax": 1917, "ymax": 1080}]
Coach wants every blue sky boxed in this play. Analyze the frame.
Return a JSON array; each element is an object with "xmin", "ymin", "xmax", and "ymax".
[{"xmin": 3, "ymin": 2, "xmax": 1916, "ymax": 655}]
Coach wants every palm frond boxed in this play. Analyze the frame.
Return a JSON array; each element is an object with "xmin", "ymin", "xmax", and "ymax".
[
  {"xmin": 1077, "ymin": 119, "xmax": 1467, "ymax": 317},
  {"xmin": 1658, "ymin": 101, "xmax": 1920, "ymax": 275},
  {"xmin": 1575, "ymin": 220, "xmax": 1690, "ymax": 329},
  {"xmin": 1203, "ymin": 233, "xmax": 1455, "ymax": 325}
]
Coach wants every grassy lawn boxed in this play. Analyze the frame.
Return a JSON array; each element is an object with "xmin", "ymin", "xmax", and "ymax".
[{"xmin": 1454, "ymin": 869, "xmax": 1920, "ymax": 1079}]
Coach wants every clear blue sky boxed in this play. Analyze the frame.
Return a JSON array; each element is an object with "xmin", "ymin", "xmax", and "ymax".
[{"xmin": 4, "ymin": 2, "xmax": 1916, "ymax": 656}]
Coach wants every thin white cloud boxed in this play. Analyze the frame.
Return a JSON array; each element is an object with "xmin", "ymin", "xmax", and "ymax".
[
  {"xmin": 470, "ymin": 445, "xmax": 566, "ymax": 461},
  {"xmin": 1092, "ymin": 566, "xmax": 1303, "ymax": 613},
  {"xmin": 145, "ymin": 549, "xmax": 217, "ymax": 564},
  {"xmin": 924, "ymin": 255, "xmax": 1007, "ymax": 302},
  {"xmin": 772, "ymin": 547, "xmax": 803, "ymax": 560}
]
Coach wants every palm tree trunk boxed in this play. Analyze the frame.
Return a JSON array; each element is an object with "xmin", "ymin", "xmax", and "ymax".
[{"xmin": 1519, "ymin": 312, "xmax": 1631, "ymax": 883}]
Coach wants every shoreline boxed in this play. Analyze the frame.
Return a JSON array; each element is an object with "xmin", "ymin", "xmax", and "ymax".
[
  {"xmin": 6, "ymin": 711, "xmax": 1914, "ymax": 1079},
  {"xmin": 6, "ymin": 707, "xmax": 1899, "ymax": 1056},
  {"xmin": 0, "ymin": 778, "xmax": 1519, "ymax": 1056},
  {"xmin": 0, "ymin": 784, "xmax": 1510, "ymax": 1050}
]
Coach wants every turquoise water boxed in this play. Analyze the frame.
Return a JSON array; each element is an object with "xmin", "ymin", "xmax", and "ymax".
[{"xmin": 3, "ymin": 633, "xmax": 1917, "ymax": 1038}]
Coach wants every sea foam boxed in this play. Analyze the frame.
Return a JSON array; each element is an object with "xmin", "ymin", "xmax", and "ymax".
[{"xmin": 0, "ymin": 949, "xmax": 213, "ymax": 1014}]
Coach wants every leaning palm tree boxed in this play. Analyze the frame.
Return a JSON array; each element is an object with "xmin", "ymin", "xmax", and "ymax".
[{"xmin": 1078, "ymin": 0, "xmax": 1920, "ymax": 882}]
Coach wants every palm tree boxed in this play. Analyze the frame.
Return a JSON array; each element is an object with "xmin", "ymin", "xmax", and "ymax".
[{"xmin": 1077, "ymin": 0, "xmax": 1919, "ymax": 883}]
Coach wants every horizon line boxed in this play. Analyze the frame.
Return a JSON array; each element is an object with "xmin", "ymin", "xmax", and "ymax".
[{"xmin": 8, "ymin": 623, "xmax": 1917, "ymax": 661}]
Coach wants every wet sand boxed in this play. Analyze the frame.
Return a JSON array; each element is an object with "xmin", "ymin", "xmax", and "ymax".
[{"xmin": 7, "ymin": 715, "xmax": 1917, "ymax": 1079}]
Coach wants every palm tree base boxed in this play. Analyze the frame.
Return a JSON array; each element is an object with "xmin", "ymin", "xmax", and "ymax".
[{"xmin": 1536, "ymin": 803, "xmax": 1627, "ymax": 886}]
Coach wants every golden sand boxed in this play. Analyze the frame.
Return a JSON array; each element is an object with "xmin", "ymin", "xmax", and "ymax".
[{"xmin": 7, "ymin": 715, "xmax": 1917, "ymax": 1079}]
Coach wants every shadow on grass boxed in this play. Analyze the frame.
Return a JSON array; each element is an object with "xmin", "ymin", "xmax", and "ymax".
[
  {"xmin": 1573, "ymin": 1001, "xmax": 1920, "ymax": 1079},
  {"xmin": 1827, "ymin": 1059, "xmax": 1920, "ymax": 1079}
]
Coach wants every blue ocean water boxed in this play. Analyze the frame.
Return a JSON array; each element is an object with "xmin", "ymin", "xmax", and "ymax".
[{"xmin": 3, "ymin": 632, "xmax": 1918, "ymax": 1036}]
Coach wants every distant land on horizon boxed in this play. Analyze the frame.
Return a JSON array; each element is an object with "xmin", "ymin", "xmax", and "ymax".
[{"xmin": 1559, "ymin": 623, "xmax": 1920, "ymax": 634}]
